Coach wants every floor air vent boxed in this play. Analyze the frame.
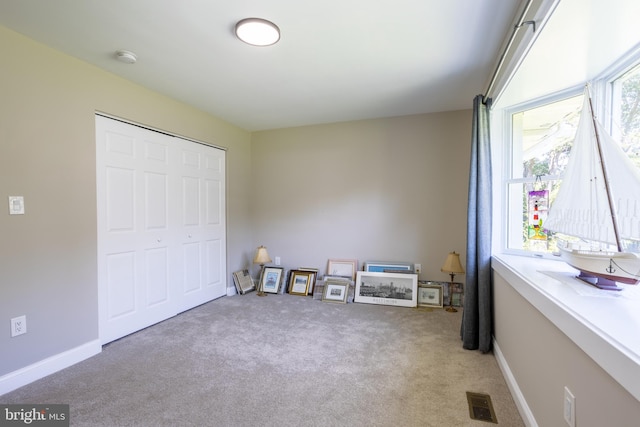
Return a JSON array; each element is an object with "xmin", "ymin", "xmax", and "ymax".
[{"xmin": 466, "ymin": 391, "xmax": 498, "ymax": 423}]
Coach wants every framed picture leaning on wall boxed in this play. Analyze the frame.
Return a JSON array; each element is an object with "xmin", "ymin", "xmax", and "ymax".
[
  {"xmin": 233, "ymin": 269, "xmax": 256, "ymax": 295},
  {"xmin": 259, "ymin": 266, "xmax": 283, "ymax": 294},
  {"xmin": 288, "ymin": 270, "xmax": 314, "ymax": 296},
  {"xmin": 298, "ymin": 267, "xmax": 318, "ymax": 295},
  {"xmin": 417, "ymin": 282, "xmax": 443, "ymax": 308},
  {"xmin": 354, "ymin": 271, "xmax": 417, "ymax": 307},
  {"xmin": 322, "ymin": 278, "xmax": 350, "ymax": 303},
  {"xmin": 363, "ymin": 261, "xmax": 414, "ymax": 273},
  {"xmin": 326, "ymin": 259, "xmax": 358, "ymax": 280}
]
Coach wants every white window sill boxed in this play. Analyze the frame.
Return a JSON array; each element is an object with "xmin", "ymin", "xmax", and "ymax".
[{"xmin": 492, "ymin": 253, "xmax": 640, "ymax": 401}]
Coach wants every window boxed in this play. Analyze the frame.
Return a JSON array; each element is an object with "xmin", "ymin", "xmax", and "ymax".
[
  {"xmin": 505, "ymin": 93, "xmax": 583, "ymax": 254},
  {"xmin": 504, "ymin": 62, "xmax": 640, "ymax": 256},
  {"xmin": 609, "ymin": 64, "xmax": 640, "ymax": 253}
]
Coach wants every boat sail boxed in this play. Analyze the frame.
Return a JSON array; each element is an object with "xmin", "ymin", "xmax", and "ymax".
[{"xmin": 545, "ymin": 87, "xmax": 640, "ymax": 289}]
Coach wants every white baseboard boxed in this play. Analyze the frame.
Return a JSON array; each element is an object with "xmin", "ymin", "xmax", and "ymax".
[
  {"xmin": 0, "ymin": 340, "xmax": 101, "ymax": 396},
  {"xmin": 493, "ymin": 338, "xmax": 538, "ymax": 427}
]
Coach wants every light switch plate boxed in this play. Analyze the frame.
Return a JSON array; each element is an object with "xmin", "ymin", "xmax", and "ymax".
[{"xmin": 9, "ymin": 196, "xmax": 25, "ymax": 215}]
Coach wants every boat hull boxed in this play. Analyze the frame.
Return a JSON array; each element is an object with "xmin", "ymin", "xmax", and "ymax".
[{"xmin": 558, "ymin": 246, "xmax": 640, "ymax": 286}]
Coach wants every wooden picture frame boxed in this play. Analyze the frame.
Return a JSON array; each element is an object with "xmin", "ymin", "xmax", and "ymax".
[
  {"xmin": 326, "ymin": 259, "xmax": 358, "ymax": 281},
  {"xmin": 322, "ymin": 278, "xmax": 349, "ymax": 303},
  {"xmin": 259, "ymin": 266, "xmax": 283, "ymax": 294},
  {"xmin": 417, "ymin": 282, "xmax": 443, "ymax": 308},
  {"xmin": 354, "ymin": 271, "xmax": 417, "ymax": 307},
  {"xmin": 288, "ymin": 270, "xmax": 314, "ymax": 296}
]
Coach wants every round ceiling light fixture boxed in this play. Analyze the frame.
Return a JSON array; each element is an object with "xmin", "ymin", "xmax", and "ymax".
[
  {"xmin": 235, "ymin": 18, "xmax": 280, "ymax": 46},
  {"xmin": 115, "ymin": 50, "xmax": 137, "ymax": 64}
]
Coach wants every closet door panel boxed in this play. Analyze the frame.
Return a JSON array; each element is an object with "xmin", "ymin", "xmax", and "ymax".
[{"xmin": 97, "ymin": 115, "xmax": 226, "ymax": 343}]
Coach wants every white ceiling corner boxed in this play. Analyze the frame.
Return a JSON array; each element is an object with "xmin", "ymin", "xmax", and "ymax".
[{"xmin": 0, "ymin": 0, "xmax": 523, "ymax": 131}]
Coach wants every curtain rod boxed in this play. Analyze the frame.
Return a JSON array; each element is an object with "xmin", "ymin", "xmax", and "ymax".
[{"xmin": 484, "ymin": 0, "xmax": 536, "ymax": 99}]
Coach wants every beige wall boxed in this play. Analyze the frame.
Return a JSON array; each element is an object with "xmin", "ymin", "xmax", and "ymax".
[
  {"xmin": 250, "ymin": 112, "xmax": 471, "ymax": 281},
  {"xmin": 494, "ymin": 271, "xmax": 640, "ymax": 426},
  {"xmin": 0, "ymin": 26, "xmax": 253, "ymax": 376}
]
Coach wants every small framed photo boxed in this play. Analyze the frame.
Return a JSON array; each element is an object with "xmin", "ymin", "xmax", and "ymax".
[
  {"xmin": 259, "ymin": 267, "xmax": 283, "ymax": 294},
  {"xmin": 288, "ymin": 270, "xmax": 314, "ymax": 296},
  {"xmin": 364, "ymin": 261, "xmax": 414, "ymax": 274},
  {"xmin": 444, "ymin": 282, "xmax": 464, "ymax": 307},
  {"xmin": 298, "ymin": 267, "xmax": 319, "ymax": 295},
  {"xmin": 417, "ymin": 283, "xmax": 443, "ymax": 308},
  {"xmin": 327, "ymin": 259, "xmax": 358, "ymax": 281},
  {"xmin": 232, "ymin": 269, "xmax": 255, "ymax": 295},
  {"xmin": 355, "ymin": 271, "xmax": 417, "ymax": 307},
  {"xmin": 322, "ymin": 279, "xmax": 349, "ymax": 304}
]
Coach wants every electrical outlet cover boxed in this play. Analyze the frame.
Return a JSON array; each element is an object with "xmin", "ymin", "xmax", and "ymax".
[{"xmin": 11, "ymin": 315, "xmax": 27, "ymax": 337}]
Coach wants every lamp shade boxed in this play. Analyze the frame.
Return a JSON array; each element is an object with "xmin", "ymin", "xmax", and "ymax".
[
  {"xmin": 441, "ymin": 251, "xmax": 464, "ymax": 274},
  {"xmin": 253, "ymin": 245, "xmax": 272, "ymax": 265}
]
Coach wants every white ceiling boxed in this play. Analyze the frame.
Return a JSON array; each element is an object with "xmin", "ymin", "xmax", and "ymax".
[
  {"xmin": 0, "ymin": 0, "xmax": 521, "ymax": 131},
  {"xmin": 497, "ymin": 0, "xmax": 640, "ymax": 110}
]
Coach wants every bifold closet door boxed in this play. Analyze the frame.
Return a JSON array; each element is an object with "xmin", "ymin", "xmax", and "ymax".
[
  {"xmin": 175, "ymin": 138, "xmax": 226, "ymax": 312},
  {"xmin": 96, "ymin": 115, "xmax": 226, "ymax": 344}
]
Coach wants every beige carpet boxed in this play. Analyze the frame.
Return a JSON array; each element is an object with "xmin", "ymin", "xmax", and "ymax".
[{"xmin": 1, "ymin": 294, "xmax": 524, "ymax": 426}]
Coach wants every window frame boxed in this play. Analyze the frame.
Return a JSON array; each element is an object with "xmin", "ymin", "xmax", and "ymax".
[
  {"xmin": 499, "ymin": 46, "xmax": 640, "ymax": 258},
  {"xmin": 599, "ymin": 45, "xmax": 640, "ymax": 136},
  {"xmin": 500, "ymin": 85, "xmax": 584, "ymax": 259}
]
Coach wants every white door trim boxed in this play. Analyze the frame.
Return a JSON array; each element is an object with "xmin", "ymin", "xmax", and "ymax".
[{"xmin": 95, "ymin": 112, "xmax": 228, "ymax": 152}]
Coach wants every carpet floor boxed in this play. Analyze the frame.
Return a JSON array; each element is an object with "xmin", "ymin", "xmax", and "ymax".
[{"xmin": 1, "ymin": 294, "xmax": 524, "ymax": 426}]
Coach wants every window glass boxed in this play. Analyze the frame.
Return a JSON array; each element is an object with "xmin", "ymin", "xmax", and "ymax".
[
  {"xmin": 516, "ymin": 96, "xmax": 583, "ymax": 180},
  {"xmin": 610, "ymin": 64, "xmax": 640, "ymax": 253},
  {"xmin": 506, "ymin": 95, "xmax": 583, "ymax": 254},
  {"xmin": 611, "ymin": 64, "xmax": 640, "ymax": 169},
  {"xmin": 506, "ymin": 67, "xmax": 640, "ymax": 255}
]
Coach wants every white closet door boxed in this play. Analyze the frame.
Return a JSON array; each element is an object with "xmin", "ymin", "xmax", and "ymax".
[
  {"xmin": 176, "ymin": 140, "xmax": 226, "ymax": 312},
  {"xmin": 96, "ymin": 115, "xmax": 226, "ymax": 344}
]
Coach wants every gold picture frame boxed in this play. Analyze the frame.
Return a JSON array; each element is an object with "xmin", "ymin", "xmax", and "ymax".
[{"xmin": 288, "ymin": 270, "xmax": 314, "ymax": 296}]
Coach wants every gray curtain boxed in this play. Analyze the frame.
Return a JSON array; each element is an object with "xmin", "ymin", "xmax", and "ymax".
[{"xmin": 461, "ymin": 94, "xmax": 493, "ymax": 353}]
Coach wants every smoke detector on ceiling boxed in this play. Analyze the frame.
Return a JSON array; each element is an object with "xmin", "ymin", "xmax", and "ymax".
[{"xmin": 115, "ymin": 50, "xmax": 137, "ymax": 64}]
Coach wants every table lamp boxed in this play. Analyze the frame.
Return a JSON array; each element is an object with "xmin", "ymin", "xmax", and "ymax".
[
  {"xmin": 441, "ymin": 251, "xmax": 464, "ymax": 312},
  {"xmin": 253, "ymin": 245, "xmax": 272, "ymax": 296}
]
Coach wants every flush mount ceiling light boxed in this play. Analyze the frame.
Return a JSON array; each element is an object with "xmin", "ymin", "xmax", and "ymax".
[
  {"xmin": 115, "ymin": 50, "xmax": 137, "ymax": 64},
  {"xmin": 235, "ymin": 18, "xmax": 280, "ymax": 46}
]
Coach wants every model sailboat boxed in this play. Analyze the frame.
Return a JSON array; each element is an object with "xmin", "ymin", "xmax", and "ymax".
[{"xmin": 545, "ymin": 87, "xmax": 640, "ymax": 290}]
